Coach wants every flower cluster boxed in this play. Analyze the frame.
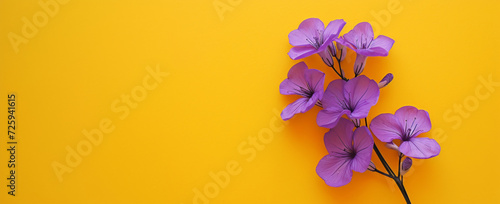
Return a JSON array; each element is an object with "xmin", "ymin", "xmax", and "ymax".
[{"xmin": 280, "ymin": 18, "xmax": 440, "ymax": 203}]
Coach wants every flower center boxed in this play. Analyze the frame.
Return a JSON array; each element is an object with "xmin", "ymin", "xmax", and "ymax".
[
  {"xmin": 298, "ymin": 86, "xmax": 315, "ymax": 98},
  {"xmin": 402, "ymin": 117, "xmax": 422, "ymax": 141},
  {"xmin": 355, "ymin": 34, "xmax": 373, "ymax": 49},
  {"xmin": 305, "ymin": 29, "xmax": 324, "ymax": 49},
  {"xmin": 341, "ymin": 148, "xmax": 357, "ymax": 159}
]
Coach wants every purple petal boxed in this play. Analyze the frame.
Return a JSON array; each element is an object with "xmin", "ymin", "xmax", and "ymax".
[
  {"xmin": 351, "ymin": 127, "xmax": 374, "ymax": 172},
  {"xmin": 355, "ymin": 35, "xmax": 394, "ymax": 57},
  {"xmin": 305, "ymin": 69, "xmax": 325, "ymax": 99},
  {"xmin": 399, "ymin": 137, "xmax": 441, "ymax": 159},
  {"xmin": 338, "ymin": 36, "xmax": 356, "ymax": 52},
  {"xmin": 321, "ymin": 79, "xmax": 346, "ymax": 108},
  {"xmin": 288, "ymin": 29, "xmax": 311, "ymax": 47},
  {"xmin": 297, "ymin": 18, "xmax": 325, "ymax": 44},
  {"xmin": 353, "ymin": 22, "xmax": 374, "ymax": 41},
  {"xmin": 368, "ymin": 35, "xmax": 395, "ymax": 56},
  {"xmin": 281, "ymin": 97, "xmax": 313, "ymax": 121},
  {"xmin": 349, "ymin": 100, "xmax": 376, "ymax": 119},
  {"xmin": 279, "ymin": 62, "xmax": 308, "ymax": 95},
  {"xmin": 324, "ymin": 118, "xmax": 354, "ymax": 154},
  {"xmin": 319, "ymin": 19, "xmax": 346, "ymax": 52},
  {"xmin": 343, "ymin": 75, "xmax": 380, "ymax": 118},
  {"xmin": 342, "ymin": 22, "xmax": 374, "ymax": 50},
  {"xmin": 288, "ymin": 46, "xmax": 319, "ymax": 60},
  {"xmin": 279, "ymin": 79, "xmax": 301, "ymax": 96},
  {"xmin": 316, "ymin": 154, "xmax": 353, "ymax": 187},
  {"xmin": 317, "ymin": 109, "xmax": 350, "ymax": 128},
  {"xmin": 370, "ymin": 113, "xmax": 403, "ymax": 142},
  {"xmin": 323, "ymin": 19, "xmax": 346, "ymax": 41},
  {"xmin": 341, "ymin": 32, "xmax": 358, "ymax": 50},
  {"xmin": 394, "ymin": 106, "xmax": 432, "ymax": 138}
]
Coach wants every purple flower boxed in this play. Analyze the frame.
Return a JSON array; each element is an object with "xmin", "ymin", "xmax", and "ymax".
[
  {"xmin": 280, "ymin": 62, "xmax": 325, "ymax": 120},
  {"xmin": 316, "ymin": 118, "xmax": 374, "ymax": 187},
  {"xmin": 339, "ymin": 22, "xmax": 395, "ymax": 76},
  {"xmin": 317, "ymin": 75, "xmax": 380, "ymax": 128},
  {"xmin": 370, "ymin": 106, "xmax": 441, "ymax": 159},
  {"xmin": 288, "ymin": 18, "xmax": 346, "ymax": 60}
]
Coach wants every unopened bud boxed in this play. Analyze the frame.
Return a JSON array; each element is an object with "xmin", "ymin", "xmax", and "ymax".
[
  {"xmin": 336, "ymin": 41, "xmax": 346, "ymax": 61},
  {"xmin": 378, "ymin": 73, "xmax": 394, "ymax": 88},
  {"xmin": 385, "ymin": 142, "xmax": 399, "ymax": 152},
  {"xmin": 367, "ymin": 161, "xmax": 376, "ymax": 171},
  {"xmin": 400, "ymin": 157, "xmax": 413, "ymax": 176}
]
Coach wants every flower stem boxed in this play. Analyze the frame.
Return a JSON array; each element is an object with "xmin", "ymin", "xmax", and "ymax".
[
  {"xmin": 336, "ymin": 49, "xmax": 344, "ymax": 78},
  {"xmin": 366, "ymin": 118, "xmax": 411, "ymax": 203},
  {"xmin": 397, "ymin": 153, "xmax": 403, "ymax": 179},
  {"xmin": 329, "ymin": 65, "xmax": 347, "ymax": 81},
  {"xmin": 371, "ymin": 168, "xmax": 392, "ymax": 178},
  {"xmin": 394, "ymin": 177, "xmax": 411, "ymax": 204},
  {"xmin": 327, "ymin": 46, "xmax": 348, "ymax": 81},
  {"xmin": 373, "ymin": 144, "xmax": 395, "ymax": 177}
]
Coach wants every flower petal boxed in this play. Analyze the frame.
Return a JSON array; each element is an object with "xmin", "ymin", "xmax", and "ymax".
[
  {"xmin": 399, "ymin": 137, "xmax": 441, "ymax": 159},
  {"xmin": 288, "ymin": 29, "xmax": 311, "ymax": 47},
  {"xmin": 318, "ymin": 19, "xmax": 346, "ymax": 52},
  {"xmin": 342, "ymin": 22, "xmax": 374, "ymax": 50},
  {"xmin": 316, "ymin": 154, "xmax": 353, "ymax": 187},
  {"xmin": 368, "ymin": 35, "xmax": 395, "ymax": 56},
  {"xmin": 279, "ymin": 62, "xmax": 308, "ymax": 95},
  {"xmin": 322, "ymin": 79, "xmax": 346, "ymax": 108},
  {"xmin": 349, "ymin": 100, "xmax": 375, "ymax": 119},
  {"xmin": 288, "ymin": 46, "xmax": 319, "ymax": 60},
  {"xmin": 394, "ymin": 106, "xmax": 432, "ymax": 138},
  {"xmin": 324, "ymin": 118, "xmax": 354, "ymax": 154},
  {"xmin": 353, "ymin": 22, "xmax": 374, "ymax": 41},
  {"xmin": 351, "ymin": 127, "xmax": 374, "ymax": 172},
  {"xmin": 279, "ymin": 79, "xmax": 301, "ymax": 96},
  {"xmin": 323, "ymin": 19, "xmax": 346, "ymax": 41},
  {"xmin": 343, "ymin": 75, "xmax": 379, "ymax": 117},
  {"xmin": 317, "ymin": 109, "xmax": 350, "ymax": 128},
  {"xmin": 281, "ymin": 97, "xmax": 313, "ymax": 120},
  {"xmin": 297, "ymin": 18, "xmax": 325, "ymax": 43},
  {"xmin": 370, "ymin": 113, "xmax": 403, "ymax": 142},
  {"xmin": 305, "ymin": 69, "xmax": 325, "ymax": 98}
]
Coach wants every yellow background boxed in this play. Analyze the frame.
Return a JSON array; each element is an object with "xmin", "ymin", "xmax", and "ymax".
[{"xmin": 1, "ymin": 0, "xmax": 499, "ymax": 203}]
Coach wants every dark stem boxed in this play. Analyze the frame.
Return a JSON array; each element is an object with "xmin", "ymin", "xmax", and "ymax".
[
  {"xmin": 365, "ymin": 118, "xmax": 411, "ymax": 203},
  {"xmin": 371, "ymin": 168, "xmax": 392, "ymax": 178},
  {"xmin": 373, "ymin": 144, "xmax": 395, "ymax": 177},
  {"xmin": 329, "ymin": 65, "xmax": 346, "ymax": 81},
  {"xmin": 336, "ymin": 49, "xmax": 344, "ymax": 78},
  {"xmin": 394, "ymin": 178, "xmax": 411, "ymax": 204},
  {"xmin": 327, "ymin": 47, "xmax": 348, "ymax": 81},
  {"xmin": 397, "ymin": 153, "xmax": 403, "ymax": 179}
]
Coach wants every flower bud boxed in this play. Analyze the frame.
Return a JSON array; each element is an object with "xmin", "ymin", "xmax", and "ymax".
[
  {"xmin": 378, "ymin": 73, "xmax": 394, "ymax": 88},
  {"xmin": 385, "ymin": 142, "xmax": 399, "ymax": 152},
  {"xmin": 336, "ymin": 41, "xmax": 346, "ymax": 61},
  {"xmin": 367, "ymin": 161, "xmax": 376, "ymax": 171},
  {"xmin": 400, "ymin": 157, "xmax": 412, "ymax": 176}
]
